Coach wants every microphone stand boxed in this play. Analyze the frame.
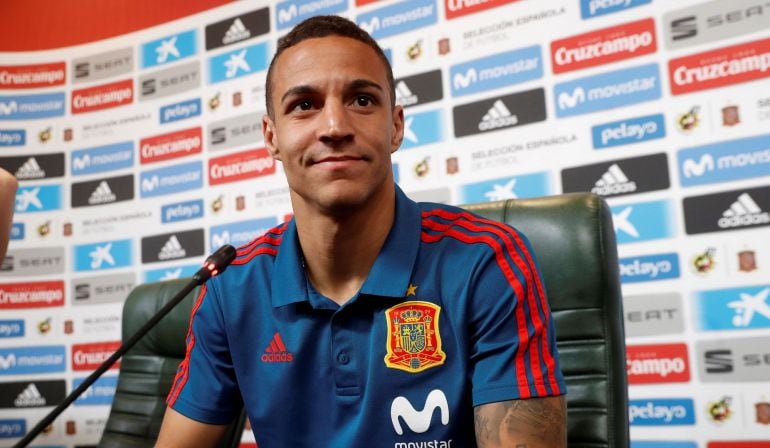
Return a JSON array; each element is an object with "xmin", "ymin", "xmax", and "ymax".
[{"xmin": 13, "ymin": 245, "xmax": 237, "ymax": 448}]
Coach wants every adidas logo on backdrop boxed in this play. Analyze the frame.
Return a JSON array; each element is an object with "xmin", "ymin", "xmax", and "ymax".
[
  {"xmin": 592, "ymin": 164, "xmax": 637, "ymax": 196},
  {"xmin": 719, "ymin": 193, "xmax": 770, "ymax": 229}
]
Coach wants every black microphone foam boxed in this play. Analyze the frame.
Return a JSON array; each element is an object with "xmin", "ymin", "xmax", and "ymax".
[{"xmin": 194, "ymin": 244, "xmax": 237, "ymax": 283}]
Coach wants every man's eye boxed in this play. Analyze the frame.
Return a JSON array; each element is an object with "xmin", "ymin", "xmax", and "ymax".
[
  {"xmin": 355, "ymin": 96, "xmax": 373, "ymax": 107},
  {"xmin": 293, "ymin": 100, "xmax": 313, "ymax": 111}
]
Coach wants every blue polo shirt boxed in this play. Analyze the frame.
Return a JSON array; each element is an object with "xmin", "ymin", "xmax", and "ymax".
[{"xmin": 168, "ymin": 186, "xmax": 565, "ymax": 447}]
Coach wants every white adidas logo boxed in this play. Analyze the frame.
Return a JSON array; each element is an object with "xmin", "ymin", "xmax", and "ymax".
[
  {"xmin": 591, "ymin": 164, "xmax": 637, "ymax": 196},
  {"xmin": 222, "ymin": 18, "xmax": 251, "ymax": 45},
  {"xmin": 395, "ymin": 81, "xmax": 418, "ymax": 106},
  {"xmin": 158, "ymin": 235, "xmax": 186, "ymax": 260},
  {"xmin": 15, "ymin": 157, "xmax": 45, "ymax": 179},
  {"xmin": 14, "ymin": 383, "xmax": 46, "ymax": 407},
  {"xmin": 718, "ymin": 193, "xmax": 770, "ymax": 229},
  {"xmin": 478, "ymin": 100, "xmax": 518, "ymax": 131},
  {"xmin": 88, "ymin": 181, "xmax": 117, "ymax": 205}
]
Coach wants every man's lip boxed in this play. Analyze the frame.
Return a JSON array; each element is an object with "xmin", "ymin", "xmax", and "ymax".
[{"xmin": 313, "ymin": 155, "xmax": 364, "ymax": 164}]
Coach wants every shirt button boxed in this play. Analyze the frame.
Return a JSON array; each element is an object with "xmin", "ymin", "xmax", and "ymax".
[{"xmin": 337, "ymin": 352, "xmax": 349, "ymax": 364}]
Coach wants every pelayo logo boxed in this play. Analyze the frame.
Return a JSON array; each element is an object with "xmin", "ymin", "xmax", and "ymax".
[
  {"xmin": 592, "ymin": 113, "xmax": 665, "ymax": 149},
  {"xmin": 0, "ymin": 129, "xmax": 25, "ymax": 146},
  {"xmin": 619, "ymin": 253, "xmax": 680, "ymax": 283},
  {"xmin": 628, "ymin": 399, "xmax": 695, "ymax": 426},
  {"xmin": 159, "ymin": 98, "xmax": 201, "ymax": 124},
  {"xmin": 580, "ymin": 0, "xmax": 651, "ymax": 19},
  {"xmin": 161, "ymin": 199, "xmax": 204, "ymax": 224}
]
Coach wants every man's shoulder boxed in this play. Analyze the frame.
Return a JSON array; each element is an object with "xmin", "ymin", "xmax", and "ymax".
[{"xmin": 225, "ymin": 221, "xmax": 290, "ymax": 270}]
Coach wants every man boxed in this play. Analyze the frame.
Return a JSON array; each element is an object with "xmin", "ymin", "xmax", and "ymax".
[
  {"xmin": 158, "ymin": 15, "xmax": 565, "ymax": 447},
  {"xmin": 0, "ymin": 167, "xmax": 18, "ymax": 262}
]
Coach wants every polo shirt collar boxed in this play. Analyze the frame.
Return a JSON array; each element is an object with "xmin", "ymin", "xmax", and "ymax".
[{"xmin": 270, "ymin": 186, "xmax": 421, "ymax": 307}]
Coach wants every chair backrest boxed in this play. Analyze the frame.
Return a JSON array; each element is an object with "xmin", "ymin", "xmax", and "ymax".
[
  {"xmin": 462, "ymin": 192, "xmax": 629, "ymax": 448},
  {"xmin": 99, "ymin": 279, "xmax": 247, "ymax": 448}
]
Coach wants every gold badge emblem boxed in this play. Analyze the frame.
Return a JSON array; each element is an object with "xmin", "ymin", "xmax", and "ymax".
[{"xmin": 384, "ymin": 301, "xmax": 445, "ymax": 373}]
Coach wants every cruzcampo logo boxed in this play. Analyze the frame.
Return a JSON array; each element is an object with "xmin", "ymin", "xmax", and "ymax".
[{"xmin": 385, "ymin": 301, "xmax": 445, "ymax": 373}]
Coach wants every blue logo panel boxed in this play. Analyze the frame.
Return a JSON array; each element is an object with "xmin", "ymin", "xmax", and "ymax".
[
  {"xmin": 356, "ymin": 0, "xmax": 437, "ymax": 40},
  {"xmin": 144, "ymin": 264, "xmax": 200, "ymax": 283},
  {"xmin": 0, "ymin": 320, "xmax": 24, "ymax": 338},
  {"xmin": 695, "ymin": 284, "xmax": 770, "ymax": 331},
  {"xmin": 678, "ymin": 133, "xmax": 770, "ymax": 187},
  {"xmin": 71, "ymin": 141, "xmax": 134, "ymax": 176},
  {"xmin": 460, "ymin": 172, "xmax": 550, "ymax": 203},
  {"xmin": 0, "ymin": 129, "xmax": 25, "ymax": 146},
  {"xmin": 631, "ymin": 442, "xmax": 697, "ymax": 448},
  {"xmin": 10, "ymin": 223, "xmax": 23, "ymax": 240},
  {"xmin": 610, "ymin": 199, "xmax": 675, "ymax": 244},
  {"xmin": 580, "ymin": 0, "xmax": 651, "ymax": 19},
  {"xmin": 619, "ymin": 253, "xmax": 680, "ymax": 284},
  {"xmin": 592, "ymin": 114, "xmax": 665, "ymax": 149},
  {"xmin": 161, "ymin": 199, "xmax": 204, "ymax": 224},
  {"xmin": 209, "ymin": 42, "xmax": 269, "ymax": 84},
  {"xmin": 450, "ymin": 45, "xmax": 542, "ymax": 97},
  {"xmin": 141, "ymin": 30, "xmax": 197, "ymax": 68},
  {"xmin": 74, "ymin": 376, "xmax": 117, "ymax": 406},
  {"xmin": 160, "ymin": 98, "xmax": 201, "ymax": 124},
  {"xmin": 139, "ymin": 161, "xmax": 203, "ymax": 198},
  {"xmin": 0, "ymin": 419, "xmax": 25, "ymax": 438},
  {"xmin": 210, "ymin": 217, "xmax": 277, "ymax": 252},
  {"xmin": 0, "ymin": 93, "xmax": 66, "ymax": 120},
  {"xmin": 276, "ymin": 0, "xmax": 348, "ymax": 30},
  {"xmin": 0, "ymin": 345, "xmax": 66, "ymax": 375},
  {"xmin": 73, "ymin": 239, "xmax": 133, "ymax": 272},
  {"xmin": 554, "ymin": 63, "xmax": 661, "ymax": 118},
  {"xmin": 628, "ymin": 399, "xmax": 695, "ymax": 426},
  {"xmin": 14, "ymin": 185, "xmax": 62, "ymax": 213},
  {"xmin": 401, "ymin": 109, "xmax": 444, "ymax": 150}
]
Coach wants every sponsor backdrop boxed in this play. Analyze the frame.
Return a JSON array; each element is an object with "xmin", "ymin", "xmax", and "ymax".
[{"xmin": 1, "ymin": 0, "xmax": 769, "ymax": 446}]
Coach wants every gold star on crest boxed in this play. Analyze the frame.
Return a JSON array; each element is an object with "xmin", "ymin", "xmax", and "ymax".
[{"xmin": 406, "ymin": 283, "xmax": 418, "ymax": 297}]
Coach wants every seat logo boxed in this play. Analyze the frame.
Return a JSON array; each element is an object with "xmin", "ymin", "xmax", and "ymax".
[{"xmin": 390, "ymin": 389, "xmax": 449, "ymax": 435}]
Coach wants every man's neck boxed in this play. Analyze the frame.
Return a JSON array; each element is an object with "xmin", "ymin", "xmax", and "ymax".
[{"xmin": 293, "ymin": 186, "xmax": 396, "ymax": 306}]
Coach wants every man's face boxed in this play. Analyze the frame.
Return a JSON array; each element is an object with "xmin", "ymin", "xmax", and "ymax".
[{"xmin": 263, "ymin": 36, "xmax": 404, "ymax": 215}]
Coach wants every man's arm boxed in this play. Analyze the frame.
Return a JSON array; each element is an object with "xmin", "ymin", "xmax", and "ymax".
[
  {"xmin": 0, "ymin": 168, "xmax": 18, "ymax": 262},
  {"xmin": 474, "ymin": 396, "xmax": 566, "ymax": 448},
  {"xmin": 156, "ymin": 407, "xmax": 229, "ymax": 447}
]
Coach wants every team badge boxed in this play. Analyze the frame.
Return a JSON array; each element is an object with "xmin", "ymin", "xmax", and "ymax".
[{"xmin": 384, "ymin": 301, "xmax": 445, "ymax": 373}]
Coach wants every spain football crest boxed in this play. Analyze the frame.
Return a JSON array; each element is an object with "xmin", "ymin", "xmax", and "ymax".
[{"xmin": 384, "ymin": 301, "xmax": 446, "ymax": 373}]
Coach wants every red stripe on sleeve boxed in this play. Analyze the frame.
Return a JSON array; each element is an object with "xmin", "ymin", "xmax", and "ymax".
[{"xmin": 167, "ymin": 284, "xmax": 208, "ymax": 407}]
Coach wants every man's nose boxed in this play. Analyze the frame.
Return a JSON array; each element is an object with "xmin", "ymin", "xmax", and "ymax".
[{"xmin": 318, "ymin": 99, "xmax": 354, "ymax": 143}]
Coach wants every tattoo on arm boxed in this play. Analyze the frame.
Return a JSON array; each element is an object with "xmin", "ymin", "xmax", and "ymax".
[{"xmin": 474, "ymin": 396, "xmax": 566, "ymax": 448}]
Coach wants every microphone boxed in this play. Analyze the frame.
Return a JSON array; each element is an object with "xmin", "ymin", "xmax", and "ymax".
[
  {"xmin": 193, "ymin": 244, "xmax": 237, "ymax": 283},
  {"xmin": 13, "ymin": 245, "xmax": 237, "ymax": 448}
]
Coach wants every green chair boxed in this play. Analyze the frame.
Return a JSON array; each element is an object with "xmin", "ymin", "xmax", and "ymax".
[
  {"xmin": 463, "ymin": 192, "xmax": 628, "ymax": 447},
  {"xmin": 101, "ymin": 192, "xmax": 627, "ymax": 447},
  {"xmin": 98, "ymin": 279, "xmax": 247, "ymax": 447}
]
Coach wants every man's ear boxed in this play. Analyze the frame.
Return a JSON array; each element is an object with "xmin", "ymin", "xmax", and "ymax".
[
  {"xmin": 262, "ymin": 114, "xmax": 281, "ymax": 160},
  {"xmin": 390, "ymin": 105, "xmax": 404, "ymax": 154}
]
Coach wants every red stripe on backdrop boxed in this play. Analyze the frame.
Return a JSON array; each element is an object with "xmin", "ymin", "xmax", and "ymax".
[{"xmin": 0, "ymin": 0, "xmax": 233, "ymax": 52}]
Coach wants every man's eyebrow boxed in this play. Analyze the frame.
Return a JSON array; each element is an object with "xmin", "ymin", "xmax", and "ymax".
[
  {"xmin": 280, "ymin": 79, "xmax": 384, "ymax": 105},
  {"xmin": 280, "ymin": 85, "xmax": 319, "ymax": 105}
]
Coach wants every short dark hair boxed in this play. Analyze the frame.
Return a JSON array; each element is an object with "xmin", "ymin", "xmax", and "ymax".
[{"xmin": 265, "ymin": 15, "xmax": 395, "ymax": 117}]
